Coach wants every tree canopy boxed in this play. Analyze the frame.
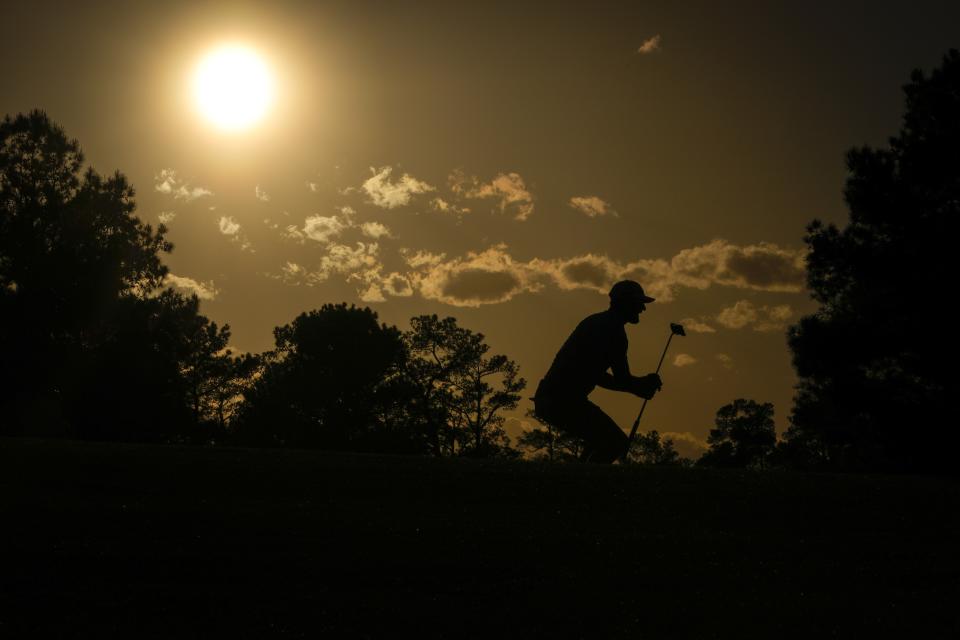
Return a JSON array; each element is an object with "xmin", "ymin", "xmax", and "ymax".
[
  {"xmin": 784, "ymin": 50, "xmax": 960, "ymax": 473},
  {"xmin": 234, "ymin": 304, "xmax": 411, "ymax": 450},
  {"xmin": 0, "ymin": 111, "xmax": 231, "ymax": 441},
  {"xmin": 699, "ymin": 399, "xmax": 776, "ymax": 469}
]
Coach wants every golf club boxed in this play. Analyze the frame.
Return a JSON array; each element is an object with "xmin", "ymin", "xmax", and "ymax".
[{"xmin": 622, "ymin": 322, "xmax": 686, "ymax": 461}]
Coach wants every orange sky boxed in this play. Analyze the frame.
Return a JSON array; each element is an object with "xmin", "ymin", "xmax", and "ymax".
[{"xmin": 4, "ymin": 0, "xmax": 958, "ymax": 457}]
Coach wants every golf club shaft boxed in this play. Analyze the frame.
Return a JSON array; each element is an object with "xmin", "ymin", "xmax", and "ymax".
[{"xmin": 624, "ymin": 331, "xmax": 676, "ymax": 455}]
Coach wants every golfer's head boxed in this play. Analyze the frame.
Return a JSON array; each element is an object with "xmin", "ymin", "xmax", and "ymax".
[{"xmin": 609, "ymin": 280, "xmax": 655, "ymax": 324}]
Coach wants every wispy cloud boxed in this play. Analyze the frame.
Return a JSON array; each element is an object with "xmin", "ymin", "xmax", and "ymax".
[
  {"xmin": 673, "ymin": 354, "xmax": 697, "ymax": 367},
  {"xmin": 678, "ymin": 317, "xmax": 716, "ymax": 333},
  {"xmin": 716, "ymin": 300, "xmax": 794, "ymax": 332},
  {"xmin": 363, "ymin": 166, "xmax": 435, "ymax": 209},
  {"xmin": 569, "ymin": 196, "xmax": 616, "ymax": 218},
  {"xmin": 218, "ymin": 216, "xmax": 240, "ymax": 235},
  {"xmin": 660, "ymin": 431, "xmax": 708, "ymax": 460},
  {"xmin": 274, "ymin": 243, "xmax": 382, "ymax": 288},
  {"xmin": 398, "ymin": 239, "xmax": 805, "ymax": 307},
  {"xmin": 666, "ymin": 240, "xmax": 806, "ymax": 294},
  {"xmin": 164, "ymin": 274, "xmax": 218, "ymax": 300},
  {"xmin": 716, "ymin": 353, "xmax": 734, "ymax": 369},
  {"xmin": 280, "ymin": 206, "xmax": 385, "ymax": 246},
  {"xmin": 280, "ymin": 261, "xmax": 307, "ymax": 285},
  {"xmin": 154, "ymin": 169, "xmax": 213, "ymax": 202},
  {"xmin": 360, "ymin": 221, "xmax": 392, "ymax": 239},
  {"xmin": 218, "ymin": 216, "xmax": 254, "ymax": 252},
  {"xmin": 407, "ymin": 244, "xmax": 540, "ymax": 307},
  {"xmin": 303, "ymin": 215, "xmax": 348, "ymax": 244},
  {"xmin": 359, "ymin": 283, "xmax": 387, "ymax": 303},
  {"xmin": 255, "ymin": 185, "xmax": 271, "ymax": 202},
  {"xmin": 382, "ymin": 272, "xmax": 414, "ymax": 297},
  {"xmin": 637, "ymin": 34, "xmax": 662, "ymax": 55},
  {"xmin": 158, "ymin": 211, "xmax": 176, "ymax": 224},
  {"xmin": 450, "ymin": 170, "xmax": 535, "ymax": 221},
  {"xmin": 431, "ymin": 197, "xmax": 470, "ymax": 215}
]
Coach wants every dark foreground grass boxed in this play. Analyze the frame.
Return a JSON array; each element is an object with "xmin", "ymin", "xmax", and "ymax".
[{"xmin": 1, "ymin": 438, "xmax": 958, "ymax": 639}]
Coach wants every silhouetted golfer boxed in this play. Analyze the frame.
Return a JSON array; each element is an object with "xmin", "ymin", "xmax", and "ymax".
[{"xmin": 534, "ymin": 280, "xmax": 663, "ymax": 463}]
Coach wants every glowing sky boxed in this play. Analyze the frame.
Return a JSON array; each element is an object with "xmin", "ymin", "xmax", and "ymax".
[{"xmin": 4, "ymin": 1, "xmax": 958, "ymax": 457}]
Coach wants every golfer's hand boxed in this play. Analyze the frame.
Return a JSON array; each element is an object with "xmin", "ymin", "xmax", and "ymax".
[{"xmin": 633, "ymin": 373, "xmax": 663, "ymax": 399}]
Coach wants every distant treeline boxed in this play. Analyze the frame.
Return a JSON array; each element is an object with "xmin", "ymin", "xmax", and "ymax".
[{"xmin": 3, "ymin": 50, "xmax": 959, "ymax": 473}]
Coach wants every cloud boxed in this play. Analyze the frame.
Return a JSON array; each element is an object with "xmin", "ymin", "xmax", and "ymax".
[
  {"xmin": 716, "ymin": 300, "xmax": 757, "ymax": 329},
  {"xmin": 673, "ymin": 354, "xmax": 697, "ymax": 367},
  {"xmin": 282, "ymin": 224, "xmax": 305, "ymax": 243},
  {"xmin": 154, "ymin": 169, "xmax": 213, "ymax": 202},
  {"xmin": 316, "ymin": 242, "xmax": 380, "ymax": 279},
  {"xmin": 638, "ymin": 35, "xmax": 662, "ymax": 54},
  {"xmin": 216, "ymin": 216, "xmax": 254, "ymax": 252},
  {"xmin": 303, "ymin": 215, "xmax": 348, "ymax": 244},
  {"xmin": 359, "ymin": 283, "xmax": 386, "ymax": 303},
  {"xmin": 397, "ymin": 239, "xmax": 804, "ymax": 307},
  {"xmin": 660, "ymin": 431, "xmax": 708, "ymax": 460},
  {"xmin": 411, "ymin": 244, "xmax": 542, "ymax": 307},
  {"xmin": 431, "ymin": 197, "xmax": 470, "ymax": 215},
  {"xmin": 158, "ymin": 211, "xmax": 176, "ymax": 224},
  {"xmin": 164, "ymin": 274, "xmax": 218, "ymax": 300},
  {"xmin": 382, "ymin": 272, "xmax": 414, "ymax": 297},
  {"xmin": 668, "ymin": 240, "xmax": 806, "ymax": 293},
  {"xmin": 360, "ymin": 221, "xmax": 392, "ymax": 239},
  {"xmin": 569, "ymin": 196, "xmax": 616, "ymax": 218},
  {"xmin": 754, "ymin": 304, "xmax": 794, "ymax": 332},
  {"xmin": 362, "ymin": 166, "xmax": 435, "ymax": 209},
  {"xmin": 450, "ymin": 170, "xmax": 535, "ymax": 221},
  {"xmin": 716, "ymin": 300, "xmax": 794, "ymax": 331},
  {"xmin": 531, "ymin": 254, "xmax": 621, "ymax": 292},
  {"xmin": 255, "ymin": 185, "xmax": 271, "ymax": 202},
  {"xmin": 280, "ymin": 261, "xmax": 306, "ymax": 284},
  {"xmin": 218, "ymin": 216, "xmax": 240, "ymax": 235},
  {"xmin": 273, "ymin": 243, "xmax": 381, "ymax": 288},
  {"xmin": 401, "ymin": 249, "xmax": 447, "ymax": 270},
  {"xmin": 678, "ymin": 317, "xmax": 716, "ymax": 333},
  {"xmin": 716, "ymin": 353, "xmax": 734, "ymax": 369}
]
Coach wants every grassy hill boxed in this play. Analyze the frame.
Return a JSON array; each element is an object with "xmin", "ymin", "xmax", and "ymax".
[{"xmin": 1, "ymin": 437, "xmax": 958, "ymax": 638}]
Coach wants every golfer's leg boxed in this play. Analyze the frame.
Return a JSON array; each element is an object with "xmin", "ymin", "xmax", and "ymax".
[
  {"xmin": 584, "ymin": 402, "xmax": 629, "ymax": 464},
  {"xmin": 535, "ymin": 396, "xmax": 590, "ymax": 461}
]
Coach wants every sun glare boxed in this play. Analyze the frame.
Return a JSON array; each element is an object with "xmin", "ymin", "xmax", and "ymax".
[{"xmin": 194, "ymin": 45, "xmax": 274, "ymax": 131}]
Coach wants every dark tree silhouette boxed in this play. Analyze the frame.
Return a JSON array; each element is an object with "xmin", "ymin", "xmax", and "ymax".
[
  {"xmin": 234, "ymin": 304, "xmax": 413, "ymax": 451},
  {"xmin": 448, "ymin": 343, "xmax": 525, "ymax": 458},
  {"xmin": 0, "ymin": 110, "xmax": 221, "ymax": 440},
  {"xmin": 181, "ymin": 315, "xmax": 232, "ymax": 426},
  {"xmin": 69, "ymin": 290, "xmax": 221, "ymax": 442},
  {"xmin": 403, "ymin": 315, "xmax": 485, "ymax": 455},
  {"xmin": 627, "ymin": 429, "xmax": 684, "ymax": 466},
  {"xmin": 784, "ymin": 50, "xmax": 960, "ymax": 473},
  {"xmin": 698, "ymin": 399, "xmax": 776, "ymax": 469},
  {"xmin": 204, "ymin": 351, "xmax": 261, "ymax": 433},
  {"xmin": 404, "ymin": 315, "xmax": 523, "ymax": 457}
]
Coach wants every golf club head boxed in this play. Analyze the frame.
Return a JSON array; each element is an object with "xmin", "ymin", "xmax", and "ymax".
[{"xmin": 670, "ymin": 322, "xmax": 686, "ymax": 337}]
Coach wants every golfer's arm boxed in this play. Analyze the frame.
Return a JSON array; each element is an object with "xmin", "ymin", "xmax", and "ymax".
[
  {"xmin": 596, "ymin": 372, "xmax": 632, "ymax": 392},
  {"xmin": 596, "ymin": 356, "xmax": 636, "ymax": 392}
]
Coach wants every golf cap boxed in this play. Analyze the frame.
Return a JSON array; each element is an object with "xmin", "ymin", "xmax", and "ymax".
[{"xmin": 609, "ymin": 280, "xmax": 655, "ymax": 303}]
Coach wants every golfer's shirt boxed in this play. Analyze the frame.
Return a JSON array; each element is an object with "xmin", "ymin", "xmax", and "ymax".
[{"xmin": 536, "ymin": 310, "xmax": 628, "ymax": 400}]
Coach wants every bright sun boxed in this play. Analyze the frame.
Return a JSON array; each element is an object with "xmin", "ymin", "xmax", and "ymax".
[{"xmin": 193, "ymin": 45, "xmax": 274, "ymax": 131}]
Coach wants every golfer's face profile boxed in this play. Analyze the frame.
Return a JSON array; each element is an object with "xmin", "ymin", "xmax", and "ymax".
[{"xmin": 624, "ymin": 298, "xmax": 646, "ymax": 323}]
